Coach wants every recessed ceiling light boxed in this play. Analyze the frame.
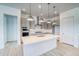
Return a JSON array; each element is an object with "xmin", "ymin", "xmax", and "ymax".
[{"xmin": 38, "ymin": 5, "xmax": 41, "ymax": 9}]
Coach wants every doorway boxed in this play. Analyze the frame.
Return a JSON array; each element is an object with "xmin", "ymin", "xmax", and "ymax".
[{"xmin": 4, "ymin": 14, "xmax": 18, "ymax": 47}]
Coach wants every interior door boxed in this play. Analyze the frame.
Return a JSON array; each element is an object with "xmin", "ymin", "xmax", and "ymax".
[{"xmin": 62, "ymin": 16, "xmax": 74, "ymax": 45}]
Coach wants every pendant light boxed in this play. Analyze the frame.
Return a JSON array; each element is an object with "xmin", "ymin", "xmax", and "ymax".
[
  {"xmin": 27, "ymin": 3, "xmax": 34, "ymax": 21},
  {"xmin": 39, "ymin": 3, "xmax": 45, "ymax": 23},
  {"xmin": 47, "ymin": 3, "xmax": 51, "ymax": 23},
  {"xmin": 52, "ymin": 5, "xmax": 56, "ymax": 25}
]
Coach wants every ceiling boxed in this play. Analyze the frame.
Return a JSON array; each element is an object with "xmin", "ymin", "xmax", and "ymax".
[
  {"xmin": 0, "ymin": 3, "xmax": 79, "ymax": 18},
  {"xmin": 0, "ymin": 3, "xmax": 79, "ymax": 25}
]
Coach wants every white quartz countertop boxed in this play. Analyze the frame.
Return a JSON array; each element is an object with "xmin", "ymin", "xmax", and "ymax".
[{"xmin": 22, "ymin": 34, "xmax": 58, "ymax": 45}]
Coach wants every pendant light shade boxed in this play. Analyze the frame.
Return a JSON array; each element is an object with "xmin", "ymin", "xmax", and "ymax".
[
  {"xmin": 46, "ymin": 3, "xmax": 51, "ymax": 23},
  {"xmin": 39, "ymin": 17, "xmax": 45, "ymax": 23},
  {"xmin": 47, "ymin": 19, "xmax": 51, "ymax": 23},
  {"xmin": 27, "ymin": 15, "xmax": 33, "ymax": 21},
  {"xmin": 39, "ymin": 3, "xmax": 45, "ymax": 23},
  {"xmin": 52, "ymin": 5, "xmax": 56, "ymax": 25},
  {"xmin": 27, "ymin": 3, "xmax": 34, "ymax": 21},
  {"xmin": 52, "ymin": 22, "xmax": 56, "ymax": 25},
  {"xmin": 47, "ymin": 21, "xmax": 51, "ymax": 23}
]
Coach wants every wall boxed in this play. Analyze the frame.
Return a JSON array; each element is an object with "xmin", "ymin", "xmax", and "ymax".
[
  {"xmin": 4, "ymin": 15, "xmax": 7, "ymax": 44},
  {"xmin": 0, "ymin": 5, "xmax": 21, "ymax": 49},
  {"xmin": 60, "ymin": 7, "xmax": 79, "ymax": 47}
]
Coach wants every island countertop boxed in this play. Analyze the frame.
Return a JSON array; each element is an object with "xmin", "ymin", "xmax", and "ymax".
[{"xmin": 22, "ymin": 34, "xmax": 58, "ymax": 45}]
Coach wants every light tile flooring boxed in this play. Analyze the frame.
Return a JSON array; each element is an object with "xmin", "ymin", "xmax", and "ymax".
[
  {"xmin": 0, "ymin": 41, "xmax": 23, "ymax": 56},
  {"xmin": 41, "ymin": 42, "xmax": 79, "ymax": 56},
  {"xmin": 0, "ymin": 41, "xmax": 79, "ymax": 56}
]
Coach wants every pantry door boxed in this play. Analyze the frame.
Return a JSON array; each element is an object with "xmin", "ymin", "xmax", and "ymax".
[{"xmin": 61, "ymin": 16, "xmax": 74, "ymax": 45}]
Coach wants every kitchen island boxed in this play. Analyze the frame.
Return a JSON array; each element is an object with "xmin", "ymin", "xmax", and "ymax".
[{"xmin": 22, "ymin": 34, "xmax": 57, "ymax": 56}]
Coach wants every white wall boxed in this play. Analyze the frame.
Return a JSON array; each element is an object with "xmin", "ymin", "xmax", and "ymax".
[
  {"xmin": 60, "ymin": 7, "xmax": 79, "ymax": 47},
  {"xmin": 4, "ymin": 15, "xmax": 7, "ymax": 44},
  {"xmin": 0, "ymin": 5, "xmax": 21, "ymax": 49}
]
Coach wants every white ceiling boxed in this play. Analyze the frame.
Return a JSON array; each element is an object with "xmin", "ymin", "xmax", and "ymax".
[
  {"xmin": 0, "ymin": 3, "xmax": 79, "ymax": 25},
  {"xmin": 0, "ymin": 3, "xmax": 79, "ymax": 18}
]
